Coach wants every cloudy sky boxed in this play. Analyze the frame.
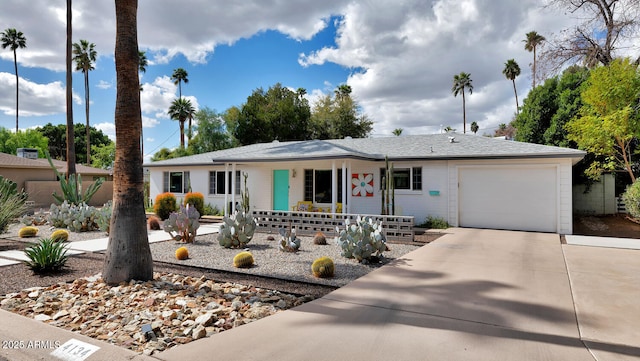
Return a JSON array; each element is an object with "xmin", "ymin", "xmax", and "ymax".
[{"xmin": 0, "ymin": 0, "xmax": 584, "ymax": 160}]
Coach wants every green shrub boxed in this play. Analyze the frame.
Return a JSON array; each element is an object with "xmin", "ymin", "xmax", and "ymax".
[
  {"xmin": 417, "ymin": 216, "xmax": 450, "ymax": 229},
  {"xmin": 622, "ymin": 181, "xmax": 640, "ymax": 218},
  {"xmin": 184, "ymin": 192, "xmax": 204, "ymax": 217},
  {"xmin": 0, "ymin": 176, "xmax": 28, "ymax": 233},
  {"xmin": 202, "ymin": 203, "xmax": 219, "ymax": 216},
  {"xmin": 24, "ymin": 238, "xmax": 69, "ymax": 273},
  {"xmin": 154, "ymin": 192, "xmax": 177, "ymax": 220}
]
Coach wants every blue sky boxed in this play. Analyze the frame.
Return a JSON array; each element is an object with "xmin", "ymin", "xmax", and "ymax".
[{"xmin": 0, "ymin": 0, "xmax": 600, "ymax": 161}]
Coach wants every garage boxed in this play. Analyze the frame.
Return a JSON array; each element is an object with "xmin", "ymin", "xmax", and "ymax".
[{"xmin": 458, "ymin": 165, "xmax": 558, "ymax": 233}]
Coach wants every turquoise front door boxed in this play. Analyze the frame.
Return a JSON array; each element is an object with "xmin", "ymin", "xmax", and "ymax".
[{"xmin": 273, "ymin": 170, "xmax": 289, "ymax": 211}]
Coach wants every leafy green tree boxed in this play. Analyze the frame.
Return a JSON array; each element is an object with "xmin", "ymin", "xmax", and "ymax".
[
  {"xmin": 513, "ymin": 77, "xmax": 558, "ymax": 144},
  {"xmin": 91, "ymin": 142, "xmax": 115, "ymax": 169},
  {"xmin": 35, "ymin": 123, "xmax": 111, "ymax": 164},
  {"xmin": 393, "ymin": 128, "xmax": 403, "ymax": 136},
  {"xmin": 0, "ymin": 128, "xmax": 48, "ymax": 157},
  {"xmin": 168, "ymin": 98, "xmax": 195, "ymax": 149},
  {"xmin": 544, "ymin": 65, "xmax": 589, "ymax": 147},
  {"xmin": 502, "ymin": 59, "xmax": 521, "ymax": 114},
  {"xmin": 470, "ymin": 121, "xmax": 479, "ymax": 134},
  {"xmin": 188, "ymin": 107, "xmax": 234, "ymax": 154},
  {"xmin": 234, "ymin": 83, "xmax": 311, "ymax": 145},
  {"xmin": 452, "ymin": 72, "xmax": 473, "ymax": 134},
  {"xmin": 524, "ymin": 31, "xmax": 545, "ymax": 87},
  {"xmin": 566, "ymin": 58, "xmax": 640, "ymax": 181},
  {"xmin": 1, "ymin": 28, "xmax": 26, "ymax": 132},
  {"xmin": 151, "ymin": 147, "xmax": 192, "ymax": 161},
  {"xmin": 309, "ymin": 85, "xmax": 373, "ymax": 140},
  {"xmin": 171, "ymin": 67, "xmax": 188, "ymax": 99}
]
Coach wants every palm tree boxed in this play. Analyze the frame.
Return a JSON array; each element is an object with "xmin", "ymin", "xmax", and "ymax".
[
  {"xmin": 138, "ymin": 50, "xmax": 147, "ymax": 158},
  {"xmin": 1, "ymin": 28, "xmax": 27, "ymax": 133},
  {"xmin": 452, "ymin": 72, "xmax": 473, "ymax": 134},
  {"xmin": 168, "ymin": 97, "xmax": 195, "ymax": 148},
  {"xmin": 470, "ymin": 121, "xmax": 479, "ymax": 134},
  {"xmin": 73, "ymin": 39, "xmax": 97, "ymax": 164},
  {"xmin": 524, "ymin": 31, "xmax": 545, "ymax": 88},
  {"xmin": 171, "ymin": 67, "xmax": 188, "ymax": 99},
  {"xmin": 502, "ymin": 59, "xmax": 521, "ymax": 114},
  {"xmin": 103, "ymin": 0, "xmax": 153, "ymax": 284},
  {"xmin": 392, "ymin": 128, "xmax": 403, "ymax": 136}
]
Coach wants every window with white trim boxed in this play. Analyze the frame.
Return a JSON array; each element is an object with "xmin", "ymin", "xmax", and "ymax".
[
  {"xmin": 208, "ymin": 170, "xmax": 241, "ymax": 195},
  {"xmin": 304, "ymin": 169, "xmax": 343, "ymax": 203},
  {"xmin": 163, "ymin": 171, "xmax": 190, "ymax": 193},
  {"xmin": 379, "ymin": 167, "xmax": 422, "ymax": 191}
]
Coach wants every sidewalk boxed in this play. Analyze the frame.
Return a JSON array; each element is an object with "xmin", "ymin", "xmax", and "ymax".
[{"xmin": 1, "ymin": 228, "xmax": 638, "ymax": 360}]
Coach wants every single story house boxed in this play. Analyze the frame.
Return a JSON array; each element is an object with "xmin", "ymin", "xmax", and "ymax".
[
  {"xmin": 0, "ymin": 152, "xmax": 113, "ymax": 208},
  {"xmin": 145, "ymin": 133, "xmax": 586, "ymax": 234}
]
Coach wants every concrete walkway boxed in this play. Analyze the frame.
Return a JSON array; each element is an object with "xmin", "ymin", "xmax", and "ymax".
[{"xmin": 1, "ymin": 228, "xmax": 639, "ymax": 360}]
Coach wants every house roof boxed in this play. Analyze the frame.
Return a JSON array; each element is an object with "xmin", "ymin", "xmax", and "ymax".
[
  {"xmin": 0, "ymin": 152, "xmax": 112, "ymax": 175},
  {"xmin": 145, "ymin": 133, "xmax": 587, "ymax": 167}
]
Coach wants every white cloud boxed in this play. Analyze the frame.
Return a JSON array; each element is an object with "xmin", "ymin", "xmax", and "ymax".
[
  {"xmin": 142, "ymin": 116, "xmax": 160, "ymax": 129},
  {"xmin": 0, "ymin": 72, "xmax": 81, "ymax": 117},
  {"xmin": 95, "ymin": 122, "xmax": 115, "ymax": 140},
  {"xmin": 96, "ymin": 80, "xmax": 112, "ymax": 90}
]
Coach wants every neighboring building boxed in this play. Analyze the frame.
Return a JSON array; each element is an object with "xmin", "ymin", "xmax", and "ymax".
[
  {"xmin": 145, "ymin": 133, "xmax": 586, "ymax": 234},
  {"xmin": 0, "ymin": 152, "xmax": 113, "ymax": 208}
]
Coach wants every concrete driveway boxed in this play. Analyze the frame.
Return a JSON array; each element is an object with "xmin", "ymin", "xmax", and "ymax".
[
  {"xmin": 157, "ymin": 228, "xmax": 640, "ymax": 361},
  {"xmin": 1, "ymin": 228, "xmax": 638, "ymax": 360}
]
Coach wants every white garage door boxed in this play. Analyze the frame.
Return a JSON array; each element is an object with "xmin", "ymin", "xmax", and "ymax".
[{"xmin": 458, "ymin": 166, "xmax": 557, "ymax": 232}]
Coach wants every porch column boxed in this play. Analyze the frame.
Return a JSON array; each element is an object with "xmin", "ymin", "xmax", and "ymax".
[
  {"xmin": 231, "ymin": 163, "xmax": 237, "ymax": 210},
  {"xmin": 347, "ymin": 161, "xmax": 352, "ymax": 213},
  {"xmin": 341, "ymin": 161, "xmax": 347, "ymax": 213},
  {"xmin": 224, "ymin": 163, "xmax": 229, "ymax": 217},
  {"xmin": 331, "ymin": 160, "xmax": 337, "ymax": 212}
]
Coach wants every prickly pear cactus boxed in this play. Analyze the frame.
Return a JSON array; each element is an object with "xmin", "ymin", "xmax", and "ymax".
[
  {"xmin": 163, "ymin": 204, "xmax": 200, "ymax": 243},
  {"xmin": 278, "ymin": 226, "xmax": 300, "ymax": 252},
  {"xmin": 48, "ymin": 201, "xmax": 100, "ymax": 232},
  {"xmin": 217, "ymin": 206, "xmax": 257, "ymax": 248},
  {"xmin": 336, "ymin": 216, "xmax": 387, "ymax": 263}
]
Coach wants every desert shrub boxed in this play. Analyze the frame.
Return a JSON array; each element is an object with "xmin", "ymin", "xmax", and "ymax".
[
  {"xmin": 154, "ymin": 192, "xmax": 177, "ymax": 220},
  {"xmin": 0, "ymin": 176, "xmax": 28, "ymax": 233},
  {"xmin": 183, "ymin": 192, "xmax": 204, "ymax": 218},
  {"xmin": 148, "ymin": 215, "xmax": 161, "ymax": 230},
  {"xmin": 24, "ymin": 238, "xmax": 68, "ymax": 273},
  {"xmin": 622, "ymin": 181, "xmax": 640, "ymax": 218},
  {"xmin": 417, "ymin": 215, "xmax": 450, "ymax": 229},
  {"xmin": 202, "ymin": 203, "xmax": 219, "ymax": 216}
]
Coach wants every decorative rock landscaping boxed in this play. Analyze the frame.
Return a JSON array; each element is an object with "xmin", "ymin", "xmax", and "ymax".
[{"xmin": 0, "ymin": 272, "xmax": 314, "ymax": 356}]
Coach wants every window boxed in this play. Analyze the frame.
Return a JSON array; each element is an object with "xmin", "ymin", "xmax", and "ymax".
[
  {"xmin": 209, "ymin": 170, "xmax": 241, "ymax": 195},
  {"xmin": 163, "ymin": 171, "xmax": 190, "ymax": 193},
  {"xmin": 304, "ymin": 169, "xmax": 343, "ymax": 203},
  {"xmin": 380, "ymin": 167, "xmax": 422, "ymax": 191}
]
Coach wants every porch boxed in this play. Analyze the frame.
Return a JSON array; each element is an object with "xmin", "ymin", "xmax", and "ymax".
[{"xmin": 254, "ymin": 209, "xmax": 415, "ymax": 243}]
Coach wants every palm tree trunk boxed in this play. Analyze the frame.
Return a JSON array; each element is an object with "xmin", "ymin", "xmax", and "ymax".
[
  {"xmin": 103, "ymin": 0, "xmax": 153, "ymax": 284},
  {"xmin": 179, "ymin": 118, "xmax": 185, "ymax": 148},
  {"xmin": 512, "ymin": 79, "xmax": 519, "ymax": 114},
  {"xmin": 13, "ymin": 49, "xmax": 18, "ymax": 133},
  {"xmin": 462, "ymin": 90, "xmax": 466, "ymax": 134},
  {"xmin": 532, "ymin": 47, "xmax": 537, "ymax": 88},
  {"xmin": 65, "ymin": 0, "xmax": 76, "ymax": 179},
  {"xmin": 85, "ymin": 71, "xmax": 91, "ymax": 164}
]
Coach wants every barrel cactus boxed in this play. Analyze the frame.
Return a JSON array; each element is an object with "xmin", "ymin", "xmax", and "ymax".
[
  {"xmin": 313, "ymin": 231, "xmax": 327, "ymax": 245},
  {"xmin": 51, "ymin": 229, "xmax": 69, "ymax": 242},
  {"xmin": 218, "ymin": 206, "xmax": 257, "ymax": 248},
  {"xmin": 336, "ymin": 216, "xmax": 387, "ymax": 263},
  {"xmin": 175, "ymin": 246, "xmax": 189, "ymax": 260},
  {"xmin": 233, "ymin": 251, "xmax": 254, "ymax": 268},
  {"xmin": 311, "ymin": 257, "xmax": 335, "ymax": 278},
  {"xmin": 18, "ymin": 226, "xmax": 39, "ymax": 238}
]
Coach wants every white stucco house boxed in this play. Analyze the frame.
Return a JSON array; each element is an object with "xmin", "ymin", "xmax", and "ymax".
[{"xmin": 145, "ymin": 133, "xmax": 586, "ymax": 234}]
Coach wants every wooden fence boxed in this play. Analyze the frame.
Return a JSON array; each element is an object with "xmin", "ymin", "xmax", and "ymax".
[{"xmin": 253, "ymin": 210, "xmax": 415, "ymax": 243}]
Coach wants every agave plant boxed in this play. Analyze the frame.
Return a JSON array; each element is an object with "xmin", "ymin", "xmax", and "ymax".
[{"xmin": 23, "ymin": 238, "xmax": 69, "ymax": 273}]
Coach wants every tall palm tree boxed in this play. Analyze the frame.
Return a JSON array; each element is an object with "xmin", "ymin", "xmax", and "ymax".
[
  {"xmin": 1, "ymin": 28, "xmax": 27, "ymax": 133},
  {"xmin": 524, "ymin": 31, "xmax": 545, "ymax": 88},
  {"xmin": 65, "ymin": 2, "xmax": 76, "ymax": 179},
  {"xmin": 452, "ymin": 72, "xmax": 473, "ymax": 134},
  {"xmin": 73, "ymin": 39, "xmax": 97, "ymax": 164},
  {"xmin": 138, "ymin": 50, "xmax": 147, "ymax": 158},
  {"xmin": 470, "ymin": 121, "xmax": 479, "ymax": 134},
  {"xmin": 171, "ymin": 67, "xmax": 188, "ymax": 99},
  {"xmin": 392, "ymin": 128, "xmax": 403, "ymax": 136},
  {"xmin": 502, "ymin": 59, "xmax": 521, "ymax": 114},
  {"xmin": 168, "ymin": 97, "xmax": 195, "ymax": 148},
  {"xmin": 103, "ymin": 0, "xmax": 153, "ymax": 284}
]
